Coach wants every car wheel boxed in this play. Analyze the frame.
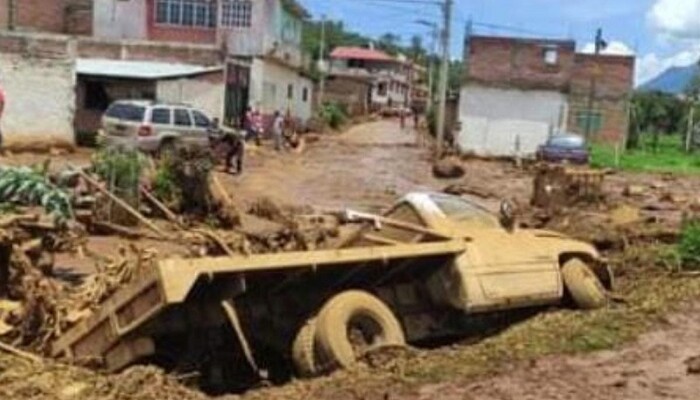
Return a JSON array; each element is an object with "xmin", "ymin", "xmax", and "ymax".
[
  {"xmin": 314, "ymin": 290, "xmax": 405, "ymax": 372},
  {"xmin": 562, "ymin": 258, "xmax": 608, "ymax": 309}
]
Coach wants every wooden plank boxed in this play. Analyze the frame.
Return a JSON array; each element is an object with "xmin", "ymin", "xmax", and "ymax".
[{"xmin": 77, "ymin": 170, "xmax": 169, "ymax": 239}]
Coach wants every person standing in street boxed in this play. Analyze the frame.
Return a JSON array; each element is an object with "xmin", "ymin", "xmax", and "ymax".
[{"xmin": 272, "ymin": 111, "xmax": 284, "ymax": 151}]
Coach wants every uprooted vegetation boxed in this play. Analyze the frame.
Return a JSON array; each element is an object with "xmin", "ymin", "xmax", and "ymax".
[{"xmin": 2, "ymin": 152, "xmax": 700, "ymax": 400}]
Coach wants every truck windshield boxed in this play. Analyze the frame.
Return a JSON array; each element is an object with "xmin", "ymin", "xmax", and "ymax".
[{"xmin": 429, "ymin": 194, "xmax": 499, "ymax": 228}]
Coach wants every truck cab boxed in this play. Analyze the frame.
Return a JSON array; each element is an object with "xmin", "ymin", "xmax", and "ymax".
[{"xmin": 382, "ymin": 192, "xmax": 609, "ymax": 313}]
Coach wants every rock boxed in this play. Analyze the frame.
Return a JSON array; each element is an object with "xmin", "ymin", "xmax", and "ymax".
[
  {"xmin": 433, "ymin": 159, "xmax": 465, "ymax": 179},
  {"xmin": 685, "ymin": 356, "xmax": 700, "ymax": 374},
  {"xmin": 609, "ymin": 205, "xmax": 641, "ymax": 226},
  {"xmin": 623, "ymin": 185, "xmax": 645, "ymax": 197}
]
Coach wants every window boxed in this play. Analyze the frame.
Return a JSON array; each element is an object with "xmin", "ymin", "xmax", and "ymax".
[
  {"xmin": 377, "ymin": 82, "xmax": 387, "ymax": 96},
  {"xmin": 192, "ymin": 110, "xmax": 212, "ymax": 128},
  {"xmin": 547, "ymin": 135, "xmax": 585, "ymax": 149},
  {"xmin": 221, "ymin": 0, "xmax": 253, "ymax": 28},
  {"xmin": 544, "ymin": 48, "xmax": 558, "ymax": 65},
  {"xmin": 151, "ymin": 108, "xmax": 171, "ymax": 125},
  {"xmin": 287, "ymin": 84, "xmax": 294, "ymax": 100},
  {"xmin": 155, "ymin": 0, "xmax": 217, "ymax": 27},
  {"xmin": 575, "ymin": 111, "xmax": 603, "ymax": 134},
  {"xmin": 429, "ymin": 194, "xmax": 500, "ymax": 228},
  {"xmin": 174, "ymin": 109, "xmax": 193, "ymax": 126},
  {"xmin": 302, "ymin": 87, "xmax": 309, "ymax": 103},
  {"xmin": 105, "ymin": 104, "xmax": 146, "ymax": 122}
]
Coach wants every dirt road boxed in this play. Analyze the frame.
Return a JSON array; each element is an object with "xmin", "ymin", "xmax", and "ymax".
[{"xmin": 226, "ymin": 120, "xmax": 460, "ymax": 212}]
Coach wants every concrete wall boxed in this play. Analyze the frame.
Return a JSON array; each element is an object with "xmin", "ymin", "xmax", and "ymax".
[
  {"xmin": 157, "ymin": 71, "xmax": 226, "ymax": 120},
  {"xmin": 457, "ymin": 85, "xmax": 567, "ymax": 157},
  {"xmin": 93, "ymin": 0, "xmax": 147, "ymax": 40},
  {"xmin": 0, "ymin": 54, "xmax": 75, "ymax": 149},
  {"xmin": 250, "ymin": 58, "xmax": 312, "ymax": 122}
]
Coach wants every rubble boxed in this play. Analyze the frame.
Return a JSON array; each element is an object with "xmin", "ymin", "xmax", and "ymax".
[{"xmin": 432, "ymin": 158, "xmax": 465, "ymax": 179}]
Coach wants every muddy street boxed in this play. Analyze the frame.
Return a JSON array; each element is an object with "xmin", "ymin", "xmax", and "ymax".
[
  {"xmin": 226, "ymin": 120, "xmax": 459, "ymax": 212},
  {"xmin": 411, "ymin": 306, "xmax": 700, "ymax": 400}
]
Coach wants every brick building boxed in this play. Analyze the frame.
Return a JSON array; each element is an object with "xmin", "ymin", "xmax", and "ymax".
[
  {"xmin": 0, "ymin": 0, "xmax": 92, "ymax": 35},
  {"xmin": 329, "ymin": 46, "xmax": 411, "ymax": 110},
  {"xmin": 457, "ymin": 34, "xmax": 635, "ymax": 157}
]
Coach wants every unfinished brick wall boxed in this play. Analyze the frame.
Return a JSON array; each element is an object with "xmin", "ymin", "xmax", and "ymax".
[
  {"xmin": 464, "ymin": 35, "xmax": 635, "ymax": 146},
  {"xmin": 568, "ymin": 54, "xmax": 635, "ymax": 144},
  {"xmin": 466, "ymin": 36, "xmax": 576, "ymax": 91},
  {"xmin": 3, "ymin": 0, "xmax": 92, "ymax": 35}
]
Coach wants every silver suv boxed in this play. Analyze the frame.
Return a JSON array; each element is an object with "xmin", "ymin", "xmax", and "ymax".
[{"xmin": 101, "ymin": 100, "xmax": 218, "ymax": 153}]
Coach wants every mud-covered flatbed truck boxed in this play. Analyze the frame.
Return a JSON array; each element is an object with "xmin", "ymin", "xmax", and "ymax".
[{"xmin": 52, "ymin": 193, "xmax": 612, "ymax": 386}]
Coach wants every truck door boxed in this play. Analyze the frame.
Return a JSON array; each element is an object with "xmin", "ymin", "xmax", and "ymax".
[{"xmin": 464, "ymin": 230, "xmax": 562, "ymax": 311}]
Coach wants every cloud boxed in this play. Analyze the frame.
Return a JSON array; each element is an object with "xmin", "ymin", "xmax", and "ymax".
[
  {"xmin": 636, "ymin": 45, "xmax": 700, "ymax": 85},
  {"xmin": 648, "ymin": 0, "xmax": 700, "ymax": 39},
  {"xmin": 580, "ymin": 41, "xmax": 635, "ymax": 56}
]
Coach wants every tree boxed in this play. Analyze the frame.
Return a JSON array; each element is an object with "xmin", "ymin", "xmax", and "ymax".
[
  {"xmin": 409, "ymin": 35, "xmax": 425, "ymax": 62},
  {"xmin": 377, "ymin": 33, "xmax": 401, "ymax": 55}
]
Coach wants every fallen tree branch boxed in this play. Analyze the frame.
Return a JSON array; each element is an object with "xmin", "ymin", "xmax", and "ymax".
[
  {"xmin": 0, "ymin": 340, "xmax": 44, "ymax": 364},
  {"xmin": 76, "ymin": 170, "xmax": 169, "ymax": 240}
]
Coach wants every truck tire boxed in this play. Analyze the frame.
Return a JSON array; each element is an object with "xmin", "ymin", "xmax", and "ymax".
[
  {"xmin": 291, "ymin": 318, "xmax": 318, "ymax": 378},
  {"xmin": 315, "ymin": 290, "xmax": 405, "ymax": 371},
  {"xmin": 562, "ymin": 258, "xmax": 607, "ymax": 309}
]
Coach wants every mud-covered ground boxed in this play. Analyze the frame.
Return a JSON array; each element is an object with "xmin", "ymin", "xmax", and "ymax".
[{"xmin": 2, "ymin": 119, "xmax": 700, "ymax": 399}]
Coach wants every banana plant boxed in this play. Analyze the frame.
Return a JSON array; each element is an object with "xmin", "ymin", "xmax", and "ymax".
[{"xmin": 0, "ymin": 166, "xmax": 73, "ymax": 220}]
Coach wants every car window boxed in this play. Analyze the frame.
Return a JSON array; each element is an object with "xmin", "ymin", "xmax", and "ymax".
[
  {"xmin": 192, "ymin": 110, "xmax": 211, "ymax": 128},
  {"xmin": 150, "ymin": 108, "xmax": 171, "ymax": 125},
  {"xmin": 548, "ymin": 136, "xmax": 584, "ymax": 149},
  {"xmin": 429, "ymin": 194, "xmax": 499, "ymax": 228},
  {"xmin": 174, "ymin": 109, "xmax": 193, "ymax": 127},
  {"xmin": 105, "ymin": 103, "xmax": 146, "ymax": 122},
  {"xmin": 385, "ymin": 203, "xmax": 424, "ymax": 226}
]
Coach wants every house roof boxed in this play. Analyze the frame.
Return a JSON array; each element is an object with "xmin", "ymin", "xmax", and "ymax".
[
  {"xmin": 330, "ymin": 47, "xmax": 398, "ymax": 62},
  {"xmin": 75, "ymin": 58, "xmax": 223, "ymax": 80}
]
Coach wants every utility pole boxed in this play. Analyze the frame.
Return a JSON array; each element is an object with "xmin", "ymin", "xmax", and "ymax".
[
  {"xmin": 414, "ymin": 20, "xmax": 438, "ymax": 106},
  {"xmin": 317, "ymin": 15, "xmax": 327, "ymax": 108},
  {"xmin": 435, "ymin": 0, "xmax": 453, "ymax": 157},
  {"xmin": 584, "ymin": 28, "xmax": 606, "ymax": 143}
]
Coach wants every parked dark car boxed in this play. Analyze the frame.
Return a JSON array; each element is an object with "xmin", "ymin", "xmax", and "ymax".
[{"xmin": 536, "ymin": 134, "xmax": 589, "ymax": 165}]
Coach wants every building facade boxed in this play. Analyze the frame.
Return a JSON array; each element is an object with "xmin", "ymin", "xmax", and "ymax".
[
  {"xmin": 0, "ymin": 0, "xmax": 92, "ymax": 35},
  {"xmin": 329, "ymin": 46, "xmax": 412, "ymax": 110},
  {"xmin": 93, "ymin": 0, "xmax": 313, "ymax": 128},
  {"xmin": 458, "ymin": 35, "xmax": 635, "ymax": 157}
]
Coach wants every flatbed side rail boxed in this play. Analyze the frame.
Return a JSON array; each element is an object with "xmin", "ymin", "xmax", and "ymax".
[
  {"xmin": 159, "ymin": 239, "xmax": 468, "ymax": 304},
  {"xmin": 51, "ymin": 271, "xmax": 163, "ymax": 358}
]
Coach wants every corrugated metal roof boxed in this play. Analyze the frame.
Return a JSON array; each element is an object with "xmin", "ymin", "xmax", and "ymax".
[
  {"xmin": 330, "ymin": 47, "xmax": 398, "ymax": 62},
  {"xmin": 76, "ymin": 58, "xmax": 223, "ymax": 79}
]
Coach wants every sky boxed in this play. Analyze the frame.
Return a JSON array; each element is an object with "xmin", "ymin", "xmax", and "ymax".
[{"xmin": 298, "ymin": 0, "xmax": 700, "ymax": 85}]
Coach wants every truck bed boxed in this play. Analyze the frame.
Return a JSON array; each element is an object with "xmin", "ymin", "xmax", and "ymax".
[{"xmin": 51, "ymin": 238, "xmax": 468, "ymax": 370}]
